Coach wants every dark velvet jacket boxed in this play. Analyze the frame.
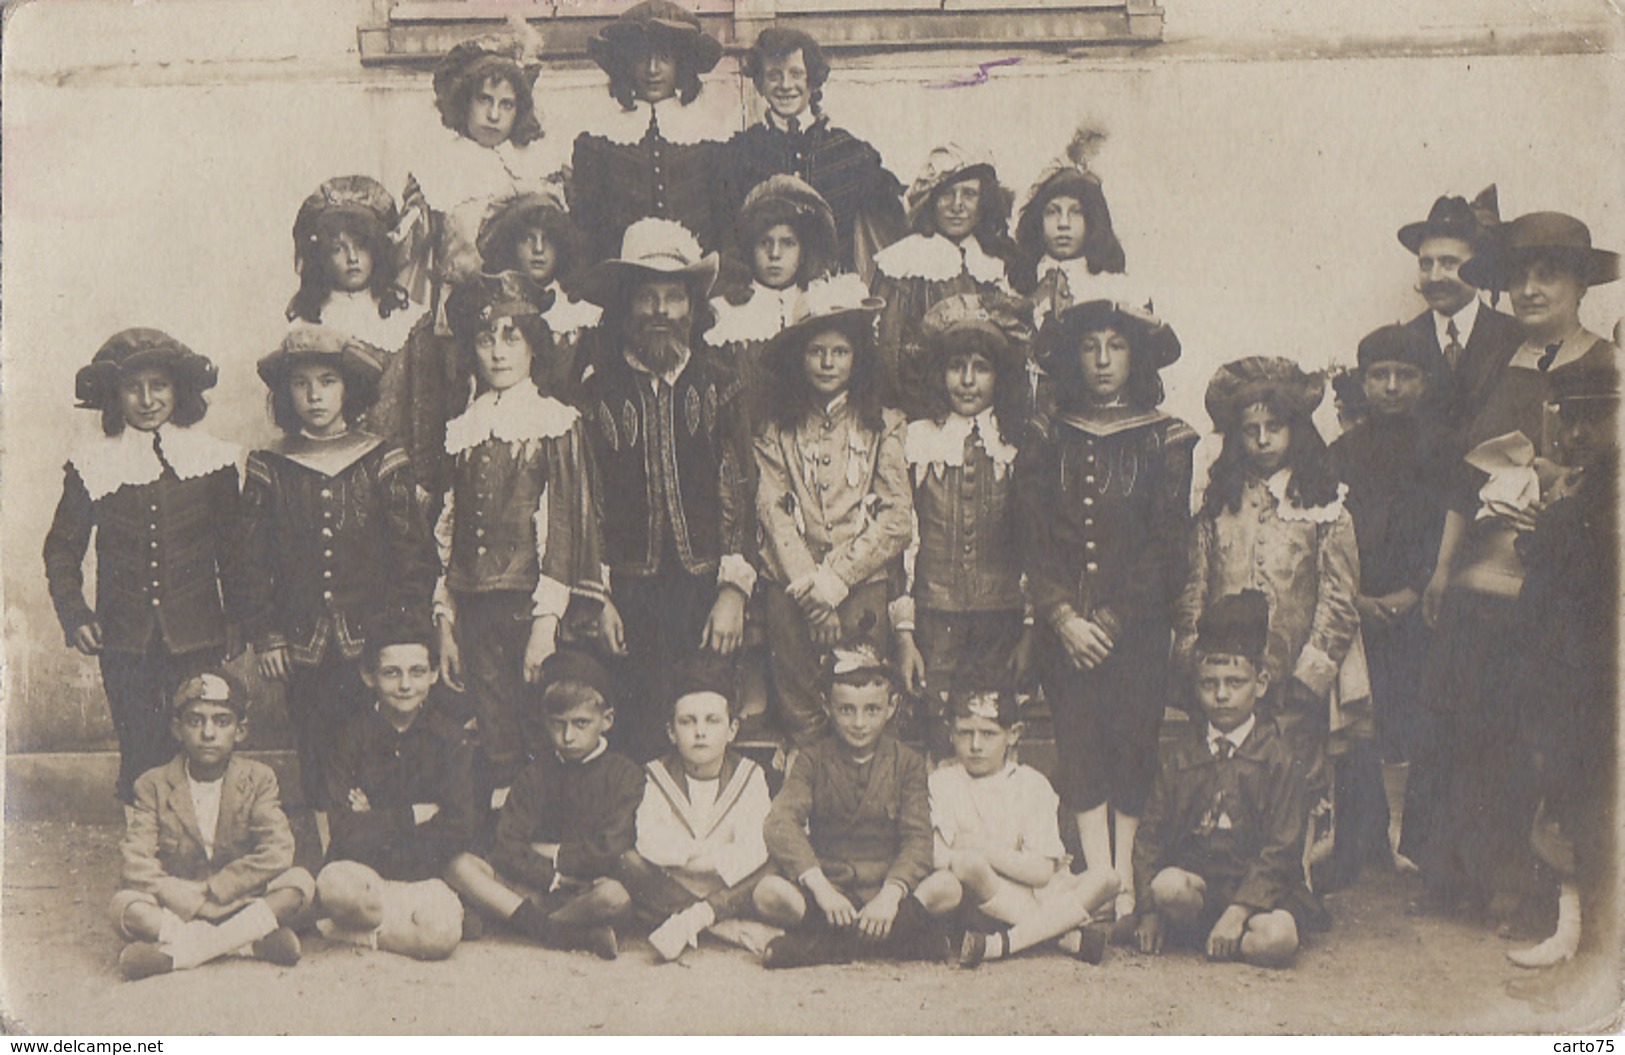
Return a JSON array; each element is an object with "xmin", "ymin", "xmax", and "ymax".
[{"xmin": 492, "ymin": 745, "xmax": 645, "ymax": 887}]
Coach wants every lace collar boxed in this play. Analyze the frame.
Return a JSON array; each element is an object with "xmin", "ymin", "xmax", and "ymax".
[
  {"xmin": 904, "ymin": 410, "xmax": 1017, "ymax": 480},
  {"xmin": 314, "ymin": 291, "xmax": 424, "ymax": 352},
  {"xmin": 541, "ymin": 282, "xmax": 602, "ymax": 338},
  {"xmin": 586, "ymin": 96, "xmax": 727, "ymax": 147},
  {"xmin": 269, "ymin": 430, "xmax": 384, "ymax": 478},
  {"xmin": 874, "ymin": 233, "xmax": 1007, "ymax": 285},
  {"xmin": 444, "ymin": 381, "xmax": 578, "ymax": 455},
  {"xmin": 1262, "ymin": 468, "xmax": 1347, "ymax": 524},
  {"xmin": 71, "ymin": 424, "xmax": 239, "ymax": 502},
  {"xmin": 706, "ymin": 283, "xmax": 803, "ymax": 345},
  {"xmin": 409, "ymin": 126, "xmax": 556, "ymax": 213}
]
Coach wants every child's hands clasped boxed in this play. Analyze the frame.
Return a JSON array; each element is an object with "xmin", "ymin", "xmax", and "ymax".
[{"xmin": 1057, "ymin": 615, "xmax": 1114, "ymax": 670}]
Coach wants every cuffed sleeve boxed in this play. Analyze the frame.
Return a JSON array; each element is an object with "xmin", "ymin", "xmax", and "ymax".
[{"xmin": 42, "ymin": 465, "xmax": 97, "ymax": 643}]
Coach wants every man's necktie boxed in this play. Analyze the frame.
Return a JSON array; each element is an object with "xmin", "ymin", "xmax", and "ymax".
[
  {"xmin": 1443, "ymin": 319, "xmax": 1463, "ymax": 370},
  {"xmin": 1213, "ymin": 738, "xmax": 1234, "ymax": 761},
  {"xmin": 1537, "ymin": 342, "xmax": 1563, "ymax": 371}
]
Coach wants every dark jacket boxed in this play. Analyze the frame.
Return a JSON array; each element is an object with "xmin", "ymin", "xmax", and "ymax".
[
  {"xmin": 571, "ymin": 128, "xmax": 731, "ymax": 265},
  {"xmin": 723, "ymin": 116, "xmax": 906, "ymax": 274},
  {"xmin": 1330, "ymin": 416, "xmax": 1447, "ymax": 597},
  {"xmin": 580, "ymin": 346, "xmax": 753, "ymax": 580},
  {"xmin": 1132, "ymin": 718, "xmax": 1310, "ymax": 914},
  {"xmin": 763, "ymin": 733, "xmax": 933, "ymax": 895},
  {"xmin": 1405, "ymin": 305, "xmax": 1521, "ymax": 442},
  {"xmin": 44, "ymin": 449, "xmax": 242, "ymax": 656},
  {"xmin": 325, "ymin": 704, "xmax": 475, "ymax": 881},
  {"xmin": 492, "ymin": 745, "xmax": 645, "ymax": 888},
  {"xmin": 1018, "ymin": 410, "xmax": 1198, "ymax": 638},
  {"xmin": 240, "ymin": 436, "xmax": 434, "ymax": 665}
]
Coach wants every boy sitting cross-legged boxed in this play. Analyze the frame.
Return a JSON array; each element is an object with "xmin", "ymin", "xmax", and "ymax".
[
  {"xmin": 912, "ymin": 684, "xmax": 1118, "ymax": 968},
  {"xmin": 1132, "ymin": 590, "xmax": 1323, "ymax": 969},
  {"xmin": 618, "ymin": 658, "xmax": 778, "ymax": 962},
  {"xmin": 446, "ymin": 648, "xmax": 645, "ymax": 959},
  {"xmin": 316, "ymin": 620, "xmax": 475, "ymax": 961},
  {"xmin": 111, "ymin": 669, "xmax": 315, "ymax": 981},
  {"xmin": 755, "ymin": 642, "xmax": 960, "ymax": 968}
]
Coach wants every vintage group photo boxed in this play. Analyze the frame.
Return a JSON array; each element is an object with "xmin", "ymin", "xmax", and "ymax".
[{"xmin": 2, "ymin": 0, "xmax": 1622, "ymax": 1036}]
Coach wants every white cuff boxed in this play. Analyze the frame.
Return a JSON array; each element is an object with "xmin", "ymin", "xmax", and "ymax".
[
  {"xmin": 432, "ymin": 577, "xmax": 456, "ymax": 625},
  {"xmin": 529, "ymin": 576, "xmax": 571, "ymax": 621},
  {"xmin": 810, "ymin": 566, "xmax": 850, "ymax": 609},
  {"xmin": 889, "ymin": 595, "xmax": 916, "ymax": 633},
  {"xmin": 1292, "ymin": 643, "xmax": 1339, "ymax": 699},
  {"xmin": 717, "ymin": 554, "xmax": 758, "ymax": 598}
]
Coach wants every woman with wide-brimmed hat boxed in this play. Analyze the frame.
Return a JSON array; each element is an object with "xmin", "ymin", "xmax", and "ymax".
[
  {"xmin": 1018, "ymin": 299, "xmax": 1198, "ymax": 921},
  {"xmin": 723, "ymin": 26, "xmax": 907, "ymax": 282},
  {"xmin": 1406, "ymin": 210, "xmax": 1620, "ymax": 927},
  {"xmin": 754, "ymin": 274, "xmax": 912, "ymax": 746},
  {"xmin": 570, "ymin": 0, "xmax": 732, "ymax": 267},
  {"xmin": 706, "ymin": 174, "xmax": 840, "ymax": 422},
  {"xmin": 241, "ymin": 325, "xmax": 435, "ymax": 849},
  {"xmin": 44, "ymin": 330, "xmax": 243, "ymax": 805},
  {"xmin": 871, "ymin": 144, "xmax": 1017, "ymax": 419}
]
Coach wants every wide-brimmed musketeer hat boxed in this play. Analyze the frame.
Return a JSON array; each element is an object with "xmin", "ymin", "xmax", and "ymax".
[
  {"xmin": 905, "ymin": 143, "xmax": 998, "ymax": 226},
  {"xmin": 1459, "ymin": 211, "xmax": 1621, "ymax": 292},
  {"xmin": 762, "ymin": 274, "xmax": 884, "ymax": 361},
  {"xmin": 579, "ymin": 217, "xmax": 720, "ymax": 307},
  {"xmin": 75, "ymin": 329, "xmax": 218, "ymax": 411},
  {"xmin": 257, "ymin": 323, "xmax": 387, "ymax": 390},
  {"xmin": 587, "ymin": 0, "xmax": 723, "ymax": 77},
  {"xmin": 1034, "ymin": 298, "xmax": 1181, "ymax": 372}
]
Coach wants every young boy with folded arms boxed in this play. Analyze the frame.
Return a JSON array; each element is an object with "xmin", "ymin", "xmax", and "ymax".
[
  {"xmin": 915, "ymin": 685, "xmax": 1119, "ymax": 966},
  {"xmin": 619, "ymin": 659, "xmax": 777, "ymax": 961},
  {"xmin": 755, "ymin": 643, "xmax": 960, "ymax": 968},
  {"xmin": 111, "ymin": 669, "xmax": 314, "ymax": 981},
  {"xmin": 1132, "ymin": 590, "xmax": 1320, "ymax": 968},
  {"xmin": 447, "ymin": 649, "xmax": 645, "ymax": 959},
  {"xmin": 317, "ymin": 622, "xmax": 474, "ymax": 961}
]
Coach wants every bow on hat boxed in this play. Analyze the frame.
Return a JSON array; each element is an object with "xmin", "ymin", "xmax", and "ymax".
[
  {"xmin": 291, "ymin": 175, "xmax": 400, "ymax": 275},
  {"xmin": 433, "ymin": 16, "xmax": 546, "ymax": 121}
]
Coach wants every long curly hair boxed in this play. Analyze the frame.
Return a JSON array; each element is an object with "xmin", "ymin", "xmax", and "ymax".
[
  {"xmin": 765, "ymin": 315, "xmax": 890, "ymax": 435},
  {"xmin": 1009, "ymin": 176, "xmax": 1126, "ymax": 295},
  {"xmin": 480, "ymin": 205, "xmax": 587, "ymax": 293},
  {"xmin": 918, "ymin": 328, "xmax": 1026, "ymax": 449},
  {"xmin": 439, "ymin": 63, "xmax": 544, "ymax": 147},
  {"xmin": 1201, "ymin": 392, "xmax": 1340, "ymax": 517},
  {"xmin": 1040, "ymin": 310, "xmax": 1167, "ymax": 413},
  {"xmin": 913, "ymin": 172, "xmax": 1016, "ymax": 264},
  {"xmin": 603, "ymin": 42, "xmax": 705, "ymax": 109},
  {"xmin": 287, "ymin": 211, "xmax": 410, "ymax": 325},
  {"xmin": 742, "ymin": 27, "xmax": 831, "ymax": 115}
]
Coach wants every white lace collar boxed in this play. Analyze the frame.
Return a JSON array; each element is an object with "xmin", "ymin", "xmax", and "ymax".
[
  {"xmin": 541, "ymin": 282, "xmax": 602, "ymax": 337},
  {"xmin": 71, "ymin": 424, "xmax": 240, "ymax": 502},
  {"xmin": 587, "ymin": 96, "xmax": 726, "ymax": 147},
  {"xmin": 314, "ymin": 291, "xmax": 424, "ymax": 352},
  {"xmin": 904, "ymin": 410, "xmax": 1017, "ymax": 480},
  {"xmin": 1263, "ymin": 468, "xmax": 1347, "ymax": 524},
  {"xmin": 410, "ymin": 126, "xmax": 555, "ymax": 213},
  {"xmin": 444, "ymin": 381, "xmax": 579, "ymax": 455},
  {"xmin": 874, "ymin": 233, "xmax": 1007, "ymax": 286},
  {"xmin": 706, "ymin": 283, "xmax": 803, "ymax": 345}
]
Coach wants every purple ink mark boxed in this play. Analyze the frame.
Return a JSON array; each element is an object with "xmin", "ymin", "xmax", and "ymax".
[{"xmin": 927, "ymin": 56, "xmax": 1022, "ymax": 90}]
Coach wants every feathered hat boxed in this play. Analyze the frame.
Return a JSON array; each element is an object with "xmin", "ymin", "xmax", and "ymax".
[{"xmin": 763, "ymin": 273, "xmax": 884, "ymax": 362}]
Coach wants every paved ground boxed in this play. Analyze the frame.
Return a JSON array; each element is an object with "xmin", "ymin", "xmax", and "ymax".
[{"xmin": 2, "ymin": 819, "xmax": 1619, "ymax": 1035}]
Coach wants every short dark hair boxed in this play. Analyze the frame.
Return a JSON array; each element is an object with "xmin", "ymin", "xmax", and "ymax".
[
  {"xmin": 455, "ymin": 312, "xmax": 557, "ymax": 393},
  {"xmin": 828, "ymin": 668, "xmax": 894, "ymax": 695},
  {"xmin": 362, "ymin": 622, "xmax": 439, "ymax": 673},
  {"xmin": 482, "ymin": 207, "xmax": 586, "ymax": 291},
  {"xmin": 603, "ymin": 40, "xmax": 704, "ymax": 109},
  {"xmin": 266, "ymin": 362, "xmax": 381, "ymax": 436},
  {"xmin": 100, "ymin": 366, "xmax": 209, "ymax": 437},
  {"xmin": 439, "ymin": 67, "xmax": 544, "ymax": 147},
  {"xmin": 743, "ymin": 28, "xmax": 831, "ymax": 113}
]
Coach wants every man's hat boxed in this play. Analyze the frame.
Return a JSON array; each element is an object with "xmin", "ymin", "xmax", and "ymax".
[
  {"xmin": 1355, "ymin": 323, "xmax": 1445, "ymax": 375},
  {"xmin": 445, "ymin": 270, "xmax": 553, "ymax": 340},
  {"xmin": 475, "ymin": 189, "xmax": 572, "ymax": 273},
  {"xmin": 75, "ymin": 329, "xmax": 218, "ymax": 411},
  {"xmin": 172, "ymin": 668, "xmax": 249, "ymax": 718},
  {"xmin": 579, "ymin": 217, "xmax": 720, "ymax": 307},
  {"xmin": 1459, "ymin": 211, "xmax": 1621, "ymax": 292},
  {"xmin": 762, "ymin": 274, "xmax": 884, "ymax": 362},
  {"xmin": 1204, "ymin": 356, "xmax": 1324, "ymax": 433},
  {"xmin": 1195, "ymin": 589, "xmax": 1270, "ymax": 663},
  {"xmin": 257, "ymin": 323, "xmax": 387, "ymax": 391},
  {"xmin": 1034, "ymin": 298, "xmax": 1181, "ymax": 373},
  {"xmin": 904, "ymin": 143, "xmax": 998, "ymax": 226},
  {"xmin": 587, "ymin": 0, "xmax": 723, "ymax": 78},
  {"xmin": 1396, "ymin": 186, "xmax": 1500, "ymax": 255},
  {"xmin": 291, "ymin": 176, "xmax": 399, "ymax": 274},
  {"xmin": 666, "ymin": 654, "xmax": 735, "ymax": 713},
  {"xmin": 538, "ymin": 646, "xmax": 615, "ymax": 704}
]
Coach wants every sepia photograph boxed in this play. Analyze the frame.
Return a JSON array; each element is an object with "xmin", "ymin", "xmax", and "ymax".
[{"xmin": 1, "ymin": 0, "xmax": 1622, "ymax": 1036}]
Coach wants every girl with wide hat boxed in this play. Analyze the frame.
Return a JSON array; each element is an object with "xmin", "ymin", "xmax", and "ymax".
[
  {"xmin": 570, "ymin": 0, "xmax": 732, "ymax": 267},
  {"xmin": 1406, "ymin": 211, "xmax": 1620, "ymax": 927},
  {"xmin": 871, "ymin": 143, "xmax": 1017, "ymax": 419},
  {"xmin": 753, "ymin": 275, "xmax": 912, "ymax": 746},
  {"xmin": 240, "ymin": 325, "xmax": 436, "ymax": 849},
  {"xmin": 44, "ymin": 330, "xmax": 243, "ymax": 804},
  {"xmin": 1018, "ymin": 299, "xmax": 1197, "ymax": 921}
]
